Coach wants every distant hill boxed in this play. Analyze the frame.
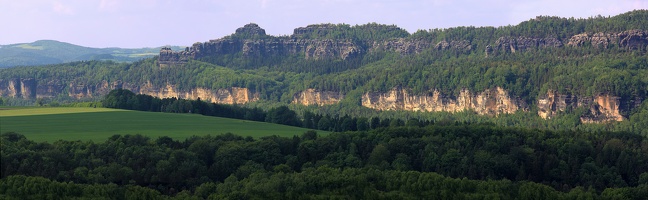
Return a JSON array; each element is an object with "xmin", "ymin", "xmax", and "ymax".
[{"xmin": 0, "ymin": 40, "xmax": 184, "ymax": 68}]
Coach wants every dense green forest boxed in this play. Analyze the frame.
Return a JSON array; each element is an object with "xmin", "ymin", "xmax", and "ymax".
[{"xmin": 2, "ymin": 123, "xmax": 648, "ymax": 199}]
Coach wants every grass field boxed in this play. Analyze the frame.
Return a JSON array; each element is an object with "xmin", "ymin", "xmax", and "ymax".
[{"xmin": 0, "ymin": 107, "xmax": 320, "ymax": 142}]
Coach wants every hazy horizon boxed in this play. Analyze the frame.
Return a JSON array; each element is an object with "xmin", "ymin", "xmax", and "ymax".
[{"xmin": 2, "ymin": 0, "xmax": 646, "ymax": 48}]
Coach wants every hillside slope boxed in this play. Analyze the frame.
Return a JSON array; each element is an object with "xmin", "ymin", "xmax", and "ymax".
[
  {"xmin": 1, "ymin": 10, "xmax": 647, "ymax": 129},
  {"xmin": 0, "ymin": 40, "xmax": 184, "ymax": 68}
]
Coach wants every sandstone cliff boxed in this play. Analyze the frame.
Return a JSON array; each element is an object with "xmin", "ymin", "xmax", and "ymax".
[
  {"xmin": 361, "ymin": 87, "xmax": 523, "ymax": 116},
  {"xmin": 0, "ymin": 78, "xmax": 259, "ymax": 105},
  {"xmin": 132, "ymin": 83, "xmax": 259, "ymax": 104},
  {"xmin": 567, "ymin": 29, "xmax": 648, "ymax": 49},
  {"xmin": 0, "ymin": 78, "xmax": 37, "ymax": 99},
  {"xmin": 36, "ymin": 80, "xmax": 66, "ymax": 98},
  {"xmin": 537, "ymin": 90, "xmax": 626, "ymax": 123},
  {"xmin": 158, "ymin": 23, "xmax": 646, "ymax": 65},
  {"xmin": 370, "ymin": 39, "xmax": 471, "ymax": 55},
  {"xmin": 292, "ymin": 89, "xmax": 344, "ymax": 106},
  {"xmin": 158, "ymin": 23, "xmax": 364, "ymax": 65},
  {"xmin": 159, "ymin": 47, "xmax": 193, "ymax": 66}
]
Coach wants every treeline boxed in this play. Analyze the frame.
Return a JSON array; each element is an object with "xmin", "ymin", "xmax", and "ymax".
[
  {"xmin": 291, "ymin": 23, "xmax": 410, "ymax": 41},
  {"xmin": 102, "ymin": 89, "xmax": 442, "ymax": 132},
  {"xmin": 102, "ymin": 88, "xmax": 271, "ymax": 122},
  {"xmin": 410, "ymin": 10, "xmax": 648, "ymax": 45},
  {"xmin": 2, "ymin": 124, "xmax": 648, "ymax": 198},
  {"xmin": 4, "ymin": 172, "xmax": 648, "ymax": 199}
]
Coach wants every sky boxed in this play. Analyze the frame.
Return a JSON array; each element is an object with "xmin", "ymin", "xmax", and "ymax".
[{"xmin": 1, "ymin": 0, "xmax": 646, "ymax": 48}]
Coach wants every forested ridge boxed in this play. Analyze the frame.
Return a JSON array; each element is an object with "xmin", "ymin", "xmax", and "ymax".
[
  {"xmin": 2, "ymin": 124, "xmax": 648, "ymax": 199},
  {"xmin": 1, "ymin": 11, "xmax": 646, "ymax": 122},
  {"xmin": 2, "ymin": 11, "xmax": 648, "ymax": 199}
]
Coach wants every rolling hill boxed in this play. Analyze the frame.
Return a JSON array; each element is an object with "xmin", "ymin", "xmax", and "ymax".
[{"xmin": 0, "ymin": 40, "xmax": 184, "ymax": 68}]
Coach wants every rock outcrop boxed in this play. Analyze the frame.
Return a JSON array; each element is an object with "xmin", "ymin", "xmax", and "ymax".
[
  {"xmin": 0, "ymin": 78, "xmax": 260, "ymax": 105},
  {"xmin": 158, "ymin": 23, "xmax": 365, "ymax": 65},
  {"xmin": 362, "ymin": 87, "xmax": 523, "ymax": 116},
  {"xmin": 491, "ymin": 37, "xmax": 563, "ymax": 54},
  {"xmin": 537, "ymin": 90, "xmax": 626, "ymax": 123},
  {"xmin": 0, "ymin": 78, "xmax": 37, "ymax": 99},
  {"xmin": 293, "ymin": 24, "xmax": 339, "ymax": 38},
  {"xmin": 83, "ymin": 81, "xmax": 259, "ymax": 104},
  {"xmin": 158, "ymin": 47, "xmax": 193, "ymax": 66},
  {"xmin": 567, "ymin": 30, "xmax": 648, "ymax": 49},
  {"xmin": 371, "ymin": 39, "xmax": 432, "ymax": 55},
  {"xmin": 133, "ymin": 83, "xmax": 259, "ymax": 104},
  {"xmin": 239, "ymin": 38, "xmax": 362, "ymax": 60},
  {"xmin": 371, "ymin": 39, "xmax": 472, "ymax": 55},
  {"xmin": 236, "ymin": 23, "xmax": 266, "ymax": 37},
  {"xmin": 158, "ymin": 23, "xmax": 646, "ymax": 66},
  {"xmin": 537, "ymin": 90, "xmax": 580, "ymax": 119},
  {"xmin": 581, "ymin": 95, "xmax": 625, "ymax": 123},
  {"xmin": 68, "ymin": 83, "xmax": 96, "ymax": 99},
  {"xmin": 36, "ymin": 80, "xmax": 66, "ymax": 98},
  {"xmin": 292, "ymin": 89, "xmax": 344, "ymax": 106}
]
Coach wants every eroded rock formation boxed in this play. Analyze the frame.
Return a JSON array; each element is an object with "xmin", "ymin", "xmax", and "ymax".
[
  {"xmin": 0, "ymin": 78, "xmax": 37, "ymax": 99},
  {"xmin": 293, "ymin": 24, "xmax": 339, "ymax": 37},
  {"xmin": 158, "ymin": 23, "xmax": 646, "ymax": 66},
  {"xmin": 236, "ymin": 23, "xmax": 266, "ymax": 37},
  {"xmin": 133, "ymin": 83, "xmax": 259, "ymax": 104},
  {"xmin": 292, "ymin": 89, "xmax": 344, "ymax": 106},
  {"xmin": 537, "ymin": 90, "xmax": 625, "ymax": 123},
  {"xmin": 567, "ymin": 29, "xmax": 648, "ymax": 49},
  {"xmin": 159, "ymin": 47, "xmax": 193, "ymax": 66},
  {"xmin": 492, "ymin": 37, "xmax": 563, "ymax": 53},
  {"xmin": 0, "ymin": 78, "xmax": 259, "ymax": 105},
  {"xmin": 361, "ymin": 87, "xmax": 523, "ymax": 116},
  {"xmin": 370, "ymin": 39, "xmax": 472, "ymax": 55},
  {"xmin": 158, "ymin": 23, "xmax": 364, "ymax": 65}
]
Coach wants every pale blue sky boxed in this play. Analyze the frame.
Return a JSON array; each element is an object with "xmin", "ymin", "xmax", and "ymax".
[{"xmin": 1, "ymin": 0, "xmax": 646, "ymax": 48}]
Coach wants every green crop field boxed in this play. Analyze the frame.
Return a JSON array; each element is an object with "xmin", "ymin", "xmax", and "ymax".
[{"xmin": 0, "ymin": 107, "xmax": 320, "ymax": 142}]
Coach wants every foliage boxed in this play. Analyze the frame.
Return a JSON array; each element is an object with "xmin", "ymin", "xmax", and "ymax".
[{"xmin": 1, "ymin": 125, "xmax": 647, "ymax": 198}]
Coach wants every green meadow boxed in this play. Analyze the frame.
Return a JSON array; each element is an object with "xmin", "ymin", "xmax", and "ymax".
[{"xmin": 0, "ymin": 107, "xmax": 319, "ymax": 142}]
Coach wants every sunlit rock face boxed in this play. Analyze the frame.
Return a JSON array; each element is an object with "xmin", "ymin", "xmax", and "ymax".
[
  {"xmin": 0, "ymin": 78, "xmax": 37, "ymax": 99},
  {"xmin": 292, "ymin": 89, "xmax": 344, "ymax": 106},
  {"xmin": 537, "ymin": 90, "xmax": 626, "ymax": 123},
  {"xmin": 361, "ymin": 87, "xmax": 522, "ymax": 116}
]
